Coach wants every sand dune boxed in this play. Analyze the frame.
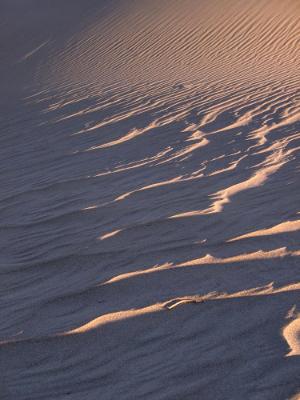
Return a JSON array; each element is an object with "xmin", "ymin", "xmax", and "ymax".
[{"xmin": 1, "ymin": 0, "xmax": 300, "ymax": 399}]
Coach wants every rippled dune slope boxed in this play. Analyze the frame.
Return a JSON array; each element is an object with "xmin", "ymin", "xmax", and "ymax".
[
  {"xmin": 1, "ymin": 0, "xmax": 299, "ymax": 91},
  {"xmin": 1, "ymin": 0, "xmax": 300, "ymax": 399}
]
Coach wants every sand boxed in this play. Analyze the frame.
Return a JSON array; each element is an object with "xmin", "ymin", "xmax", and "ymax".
[{"xmin": 1, "ymin": 0, "xmax": 300, "ymax": 399}]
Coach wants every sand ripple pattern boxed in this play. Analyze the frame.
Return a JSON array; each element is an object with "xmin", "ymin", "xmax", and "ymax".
[
  {"xmin": 0, "ymin": 0, "xmax": 300, "ymax": 399},
  {"xmin": 1, "ymin": 75, "xmax": 300, "ymax": 399},
  {"xmin": 34, "ymin": 0, "xmax": 300, "ymax": 88}
]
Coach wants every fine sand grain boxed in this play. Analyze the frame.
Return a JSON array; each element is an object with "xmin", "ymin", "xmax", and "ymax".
[{"xmin": 1, "ymin": 1, "xmax": 299, "ymax": 399}]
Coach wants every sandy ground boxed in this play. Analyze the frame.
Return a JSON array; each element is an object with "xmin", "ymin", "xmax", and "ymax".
[{"xmin": 1, "ymin": 1, "xmax": 300, "ymax": 399}]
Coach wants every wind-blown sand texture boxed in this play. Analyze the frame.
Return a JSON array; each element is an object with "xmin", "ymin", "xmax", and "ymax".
[{"xmin": 1, "ymin": 0, "xmax": 300, "ymax": 399}]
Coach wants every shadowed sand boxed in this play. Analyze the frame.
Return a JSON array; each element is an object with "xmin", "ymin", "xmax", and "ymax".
[{"xmin": 1, "ymin": 0, "xmax": 300, "ymax": 399}]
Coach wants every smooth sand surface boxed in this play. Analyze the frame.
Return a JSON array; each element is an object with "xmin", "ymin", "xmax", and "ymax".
[{"xmin": 1, "ymin": 0, "xmax": 300, "ymax": 399}]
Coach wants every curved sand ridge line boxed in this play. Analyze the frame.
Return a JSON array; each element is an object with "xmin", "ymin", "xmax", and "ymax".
[
  {"xmin": 66, "ymin": 281, "xmax": 300, "ymax": 334},
  {"xmin": 228, "ymin": 220, "xmax": 300, "ymax": 242},
  {"xmin": 98, "ymin": 247, "xmax": 299, "ymax": 286},
  {"xmin": 2, "ymin": 280, "xmax": 299, "ymax": 341}
]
